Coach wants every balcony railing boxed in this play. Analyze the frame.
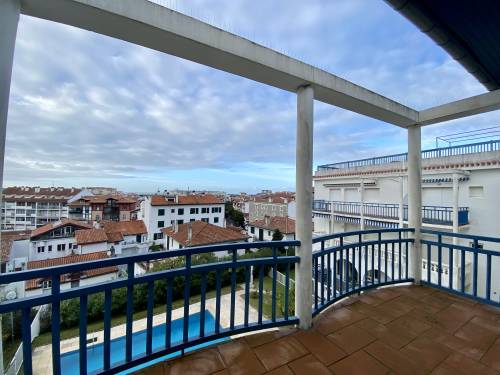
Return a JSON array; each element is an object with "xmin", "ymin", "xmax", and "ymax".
[
  {"xmin": 0, "ymin": 240, "xmax": 299, "ymax": 375},
  {"xmin": 1, "ymin": 229, "xmax": 498, "ymax": 375},
  {"xmin": 317, "ymin": 139, "xmax": 500, "ymax": 171},
  {"xmin": 312, "ymin": 200, "xmax": 469, "ymax": 226},
  {"xmin": 421, "ymin": 230, "xmax": 500, "ymax": 305},
  {"xmin": 312, "ymin": 228, "xmax": 414, "ymax": 315}
]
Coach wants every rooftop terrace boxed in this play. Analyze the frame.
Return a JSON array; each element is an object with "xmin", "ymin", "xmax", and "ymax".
[
  {"xmin": 316, "ymin": 139, "xmax": 500, "ymax": 173},
  {"xmin": 138, "ymin": 284, "xmax": 500, "ymax": 375}
]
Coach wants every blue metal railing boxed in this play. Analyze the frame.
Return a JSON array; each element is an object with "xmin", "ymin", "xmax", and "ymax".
[
  {"xmin": 421, "ymin": 230, "xmax": 500, "ymax": 308},
  {"xmin": 312, "ymin": 228, "xmax": 414, "ymax": 316},
  {"xmin": 317, "ymin": 139, "xmax": 500, "ymax": 171},
  {"xmin": 312, "ymin": 200, "xmax": 469, "ymax": 226},
  {"xmin": 0, "ymin": 240, "xmax": 299, "ymax": 375}
]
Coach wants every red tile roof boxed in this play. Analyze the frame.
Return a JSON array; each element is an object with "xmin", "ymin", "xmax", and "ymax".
[
  {"xmin": 26, "ymin": 252, "xmax": 116, "ymax": 290},
  {"xmin": 68, "ymin": 194, "xmax": 136, "ymax": 206},
  {"xmin": 102, "ymin": 220, "xmax": 147, "ymax": 236},
  {"xmin": 1, "ymin": 230, "xmax": 31, "ymax": 260},
  {"xmin": 30, "ymin": 219, "xmax": 92, "ymax": 239},
  {"xmin": 3, "ymin": 186, "xmax": 81, "ymax": 203},
  {"xmin": 162, "ymin": 221, "xmax": 248, "ymax": 247},
  {"xmin": 151, "ymin": 194, "xmax": 223, "ymax": 206},
  {"xmin": 249, "ymin": 216, "xmax": 295, "ymax": 234},
  {"xmin": 74, "ymin": 228, "xmax": 108, "ymax": 245}
]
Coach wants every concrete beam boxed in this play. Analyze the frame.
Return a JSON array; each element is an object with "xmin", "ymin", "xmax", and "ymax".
[
  {"xmin": 20, "ymin": 0, "xmax": 419, "ymax": 127},
  {"xmin": 419, "ymin": 89, "xmax": 500, "ymax": 126}
]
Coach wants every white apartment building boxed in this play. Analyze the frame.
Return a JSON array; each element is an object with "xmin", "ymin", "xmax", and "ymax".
[
  {"xmin": 1, "ymin": 186, "xmax": 81, "ymax": 230},
  {"xmin": 247, "ymin": 192, "xmax": 295, "ymax": 221},
  {"xmin": 140, "ymin": 194, "xmax": 225, "ymax": 245},
  {"xmin": 247, "ymin": 216, "xmax": 296, "ymax": 241},
  {"xmin": 313, "ymin": 140, "xmax": 500, "ymax": 300}
]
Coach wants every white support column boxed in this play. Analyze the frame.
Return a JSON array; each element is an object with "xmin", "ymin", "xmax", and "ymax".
[
  {"xmin": 399, "ymin": 176, "xmax": 404, "ymax": 228},
  {"xmin": 0, "ymin": 0, "xmax": 20, "ymax": 191},
  {"xmin": 360, "ymin": 179, "xmax": 365, "ymax": 231},
  {"xmin": 0, "ymin": 3, "xmax": 20, "ymax": 373},
  {"xmin": 452, "ymin": 172, "xmax": 459, "ymax": 242},
  {"xmin": 408, "ymin": 125, "xmax": 422, "ymax": 284},
  {"xmin": 329, "ymin": 190, "xmax": 335, "ymax": 234},
  {"xmin": 295, "ymin": 85, "xmax": 314, "ymax": 329}
]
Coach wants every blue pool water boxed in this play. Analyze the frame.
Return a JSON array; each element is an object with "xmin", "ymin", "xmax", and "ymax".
[{"xmin": 60, "ymin": 311, "xmax": 227, "ymax": 374}]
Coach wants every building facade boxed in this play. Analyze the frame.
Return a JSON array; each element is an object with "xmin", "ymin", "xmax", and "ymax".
[
  {"xmin": 1, "ymin": 186, "xmax": 81, "ymax": 230},
  {"xmin": 68, "ymin": 194, "xmax": 137, "ymax": 222},
  {"xmin": 140, "ymin": 194, "xmax": 225, "ymax": 245},
  {"xmin": 313, "ymin": 141, "xmax": 500, "ymax": 299},
  {"xmin": 247, "ymin": 216, "xmax": 296, "ymax": 241}
]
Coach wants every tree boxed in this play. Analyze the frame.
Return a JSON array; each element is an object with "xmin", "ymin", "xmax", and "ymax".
[
  {"xmin": 272, "ymin": 229, "xmax": 283, "ymax": 241},
  {"xmin": 225, "ymin": 202, "xmax": 245, "ymax": 228}
]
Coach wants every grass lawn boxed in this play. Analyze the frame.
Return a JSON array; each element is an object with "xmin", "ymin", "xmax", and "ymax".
[
  {"xmin": 249, "ymin": 276, "xmax": 295, "ymax": 320},
  {"xmin": 32, "ymin": 285, "xmax": 235, "ymax": 348}
]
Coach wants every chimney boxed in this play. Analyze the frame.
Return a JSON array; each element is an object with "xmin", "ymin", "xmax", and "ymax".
[
  {"xmin": 174, "ymin": 221, "xmax": 178, "ymax": 233},
  {"xmin": 264, "ymin": 215, "xmax": 270, "ymax": 226},
  {"xmin": 268, "ymin": 197, "xmax": 272, "ymax": 203},
  {"xmin": 187, "ymin": 223, "xmax": 193, "ymax": 242},
  {"xmin": 175, "ymin": 195, "xmax": 179, "ymax": 203}
]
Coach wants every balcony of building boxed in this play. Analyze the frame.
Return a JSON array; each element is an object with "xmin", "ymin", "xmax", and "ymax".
[{"xmin": 313, "ymin": 200, "xmax": 469, "ymax": 228}]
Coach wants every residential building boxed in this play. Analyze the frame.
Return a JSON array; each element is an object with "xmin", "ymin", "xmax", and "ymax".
[
  {"xmin": 25, "ymin": 252, "xmax": 118, "ymax": 297},
  {"xmin": 247, "ymin": 216, "xmax": 296, "ymax": 241},
  {"xmin": 140, "ymin": 194, "xmax": 225, "ymax": 245},
  {"xmin": 68, "ymin": 194, "xmax": 137, "ymax": 222},
  {"xmin": 313, "ymin": 140, "xmax": 500, "ymax": 296},
  {"xmin": 27, "ymin": 218, "xmax": 92, "ymax": 262},
  {"xmin": 1, "ymin": 186, "xmax": 81, "ymax": 230},
  {"xmin": 0, "ymin": 230, "xmax": 31, "ymax": 272},
  {"xmin": 248, "ymin": 192, "xmax": 295, "ymax": 221},
  {"xmin": 162, "ymin": 220, "xmax": 248, "ymax": 254}
]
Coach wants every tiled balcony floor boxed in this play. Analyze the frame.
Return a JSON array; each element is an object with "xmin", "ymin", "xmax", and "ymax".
[{"xmin": 137, "ymin": 285, "xmax": 500, "ymax": 375}]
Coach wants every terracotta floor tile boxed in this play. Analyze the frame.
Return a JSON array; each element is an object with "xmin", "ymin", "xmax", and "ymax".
[
  {"xmin": 212, "ymin": 370, "xmax": 230, "ymax": 375},
  {"xmin": 386, "ymin": 315, "xmax": 432, "ymax": 337},
  {"xmin": 421, "ymin": 294, "xmax": 454, "ymax": 311},
  {"xmin": 164, "ymin": 348, "xmax": 225, "ymax": 375},
  {"xmin": 470, "ymin": 316, "xmax": 500, "ymax": 335},
  {"xmin": 355, "ymin": 318, "xmax": 415, "ymax": 350},
  {"xmin": 140, "ymin": 362, "xmax": 168, "ymax": 375},
  {"xmin": 217, "ymin": 340, "xmax": 266, "ymax": 375},
  {"xmin": 253, "ymin": 336, "xmax": 309, "ymax": 371},
  {"xmin": 288, "ymin": 354, "xmax": 332, "ymax": 375},
  {"xmin": 422, "ymin": 328, "xmax": 486, "ymax": 361},
  {"xmin": 346, "ymin": 300, "xmax": 377, "ymax": 316},
  {"xmin": 397, "ymin": 285, "xmax": 437, "ymax": 300},
  {"xmin": 328, "ymin": 324, "xmax": 376, "ymax": 354},
  {"xmin": 294, "ymin": 329, "xmax": 346, "ymax": 365},
  {"xmin": 480, "ymin": 338, "xmax": 500, "ymax": 371},
  {"xmin": 364, "ymin": 340, "xmax": 424, "ymax": 375},
  {"xmin": 315, "ymin": 307, "xmax": 365, "ymax": 335},
  {"xmin": 328, "ymin": 350, "xmax": 388, "ymax": 375},
  {"xmin": 265, "ymin": 366, "xmax": 294, "ymax": 375},
  {"xmin": 399, "ymin": 337, "xmax": 452, "ymax": 372},
  {"xmin": 441, "ymin": 351, "xmax": 500, "ymax": 375},
  {"xmin": 432, "ymin": 304, "xmax": 476, "ymax": 333},
  {"xmin": 454, "ymin": 321, "xmax": 498, "ymax": 351},
  {"xmin": 358, "ymin": 293, "xmax": 385, "ymax": 306},
  {"xmin": 244, "ymin": 328, "xmax": 297, "ymax": 348},
  {"xmin": 368, "ymin": 288, "xmax": 401, "ymax": 301}
]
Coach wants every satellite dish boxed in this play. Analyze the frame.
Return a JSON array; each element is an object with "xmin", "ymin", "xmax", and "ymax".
[{"xmin": 6, "ymin": 290, "xmax": 17, "ymax": 300}]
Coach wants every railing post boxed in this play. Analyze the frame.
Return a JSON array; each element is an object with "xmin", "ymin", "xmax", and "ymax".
[
  {"xmin": 408, "ymin": 125, "xmax": 422, "ymax": 284},
  {"xmin": 295, "ymin": 85, "xmax": 314, "ymax": 329}
]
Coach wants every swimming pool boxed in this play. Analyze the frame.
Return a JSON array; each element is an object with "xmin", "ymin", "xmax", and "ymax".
[{"xmin": 60, "ymin": 311, "xmax": 228, "ymax": 374}]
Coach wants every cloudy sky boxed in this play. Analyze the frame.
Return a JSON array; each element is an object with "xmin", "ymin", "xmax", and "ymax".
[{"xmin": 5, "ymin": 0, "xmax": 500, "ymax": 193}]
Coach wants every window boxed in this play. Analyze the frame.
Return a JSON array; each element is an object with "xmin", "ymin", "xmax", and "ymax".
[
  {"xmin": 178, "ymin": 208, "xmax": 184, "ymax": 215},
  {"xmin": 250, "ymin": 227, "xmax": 255, "ymax": 234},
  {"xmin": 153, "ymin": 232, "xmax": 164, "ymax": 240},
  {"xmin": 57, "ymin": 244, "xmax": 66, "ymax": 251},
  {"xmin": 214, "ymin": 217, "xmax": 219, "ymax": 223},
  {"xmin": 158, "ymin": 209, "xmax": 165, "ymax": 216},
  {"xmin": 95, "ymin": 215, "xmax": 100, "ymax": 221},
  {"xmin": 42, "ymin": 280, "xmax": 52, "ymax": 289},
  {"xmin": 37, "ymin": 246, "xmax": 45, "ymax": 253},
  {"xmin": 211, "ymin": 207, "xmax": 222, "ymax": 213},
  {"xmin": 157, "ymin": 221, "xmax": 165, "ymax": 228},
  {"xmin": 469, "ymin": 186, "xmax": 484, "ymax": 198},
  {"xmin": 202, "ymin": 207, "xmax": 209, "ymax": 214},
  {"xmin": 177, "ymin": 219, "xmax": 184, "ymax": 225},
  {"xmin": 190, "ymin": 207, "xmax": 198, "ymax": 214},
  {"xmin": 268, "ymin": 231, "xmax": 271, "ymax": 236},
  {"xmin": 171, "ymin": 208, "xmax": 175, "ymax": 213},
  {"xmin": 68, "ymin": 243, "xmax": 72, "ymax": 250},
  {"xmin": 136, "ymin": 234, "xmax": 142, "ymax": 243},
  {"xmin": 202, "ymin": 218, "xmax": 209, "ymax": 223},
  {"xmin": 190, "ymin": 219, "xmax": 195, "ymax": 222},
  {"xmin": 48, "ymin": 245, "xmax": 52, "ymax": 252}
]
